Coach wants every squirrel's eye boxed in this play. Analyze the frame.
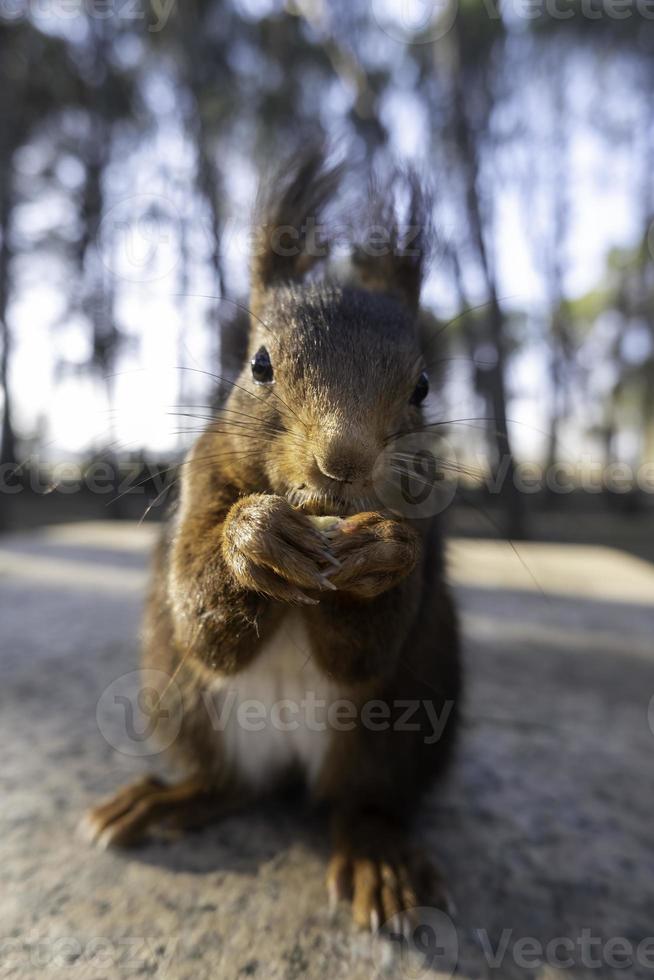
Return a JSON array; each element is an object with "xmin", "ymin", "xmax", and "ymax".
[
  {"xmin": 410, "ymin": 371, "xmax": 429, "ymax": 406},
  {"xmin": 251, "ymin": 346, "xmax": 274, "ymax": 385}
]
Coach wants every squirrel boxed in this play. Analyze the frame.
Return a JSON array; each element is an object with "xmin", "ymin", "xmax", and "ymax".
[{"xmin": 83, "ymin": 149, "xmax": 462, "ymax": 933}]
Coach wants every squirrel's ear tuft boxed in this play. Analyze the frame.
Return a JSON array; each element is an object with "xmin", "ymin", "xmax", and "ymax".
[
  {"xmin": 351, "ymin": 170, "xmax": 432, "ymax": 314},
  {"xmin": 250, "ymin": 145, "xmax": 343, "ymax": 319}
]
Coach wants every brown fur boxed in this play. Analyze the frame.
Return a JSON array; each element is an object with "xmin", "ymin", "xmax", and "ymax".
[{"xmin": 84, "ymin": 150, "xmax": 462, "ymax": 932}]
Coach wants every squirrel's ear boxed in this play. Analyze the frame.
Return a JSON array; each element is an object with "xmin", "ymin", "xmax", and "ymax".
[
  {"xmin": 351, "ymin": 171, "xmax": 432, "ymax": 315},
  {"xmin": 250, "ymin": 146, "xmax": 343, "ymax": 319}
]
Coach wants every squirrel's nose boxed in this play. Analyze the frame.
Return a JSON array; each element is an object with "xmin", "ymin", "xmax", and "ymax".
[
  {"xmin": 315, "ymin": 457, "xmax": 354, "ymax": 484},
  {"xmin": 314, "ymin": 442, "xmax": 375, "ymax": 485}
]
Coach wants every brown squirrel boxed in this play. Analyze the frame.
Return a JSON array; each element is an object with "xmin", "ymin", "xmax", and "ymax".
[{"xmin": 83, "ymin": 150, "xmax": 462, "ymax": 933}]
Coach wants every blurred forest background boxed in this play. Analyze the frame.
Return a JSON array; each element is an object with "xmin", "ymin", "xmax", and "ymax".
[{"xmin": 1, "ymin": 0, "xmax": 654, "ymax": 545}]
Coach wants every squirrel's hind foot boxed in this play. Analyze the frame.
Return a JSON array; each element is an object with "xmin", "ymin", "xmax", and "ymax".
[{"xmin": 79, "ymin": 775, "xmax": 232, "ymax": 849}]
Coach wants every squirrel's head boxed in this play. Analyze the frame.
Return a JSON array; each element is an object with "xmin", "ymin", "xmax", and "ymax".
[{"xmin": 225, "ymin": 150, "xmax": 433, "ymax": 516}]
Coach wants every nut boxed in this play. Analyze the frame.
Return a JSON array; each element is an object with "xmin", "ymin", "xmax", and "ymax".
[{"xmin": 308, "ymin": 515, "xmax": 341, "ymax": 532}]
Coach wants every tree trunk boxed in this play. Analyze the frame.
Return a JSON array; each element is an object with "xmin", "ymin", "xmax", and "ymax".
[
  {"xmin": 642, "ymin": 363, "xmax": 654, "ymax": 466},
  {"xmin": 0, "ymin": 178, "xmax": 17, "ymax": 469},
  {"xmin": 451, "ymin": 69, "xmax": 526, "ymax": 539}
]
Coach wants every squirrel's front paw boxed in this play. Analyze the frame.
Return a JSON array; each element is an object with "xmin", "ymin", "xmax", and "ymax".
[
  {"xmin": 223, "ymin": 494, "xmax": 339, "ymax": 604},
  {"xmin": 324, "ymin": 512, "xmax": 419, "ymax": 599}
]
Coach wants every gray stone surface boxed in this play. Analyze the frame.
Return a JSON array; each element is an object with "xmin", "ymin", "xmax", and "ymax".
[{"xmin": 1, "ymin": 522, "xmax": 654, "ymax": 980}]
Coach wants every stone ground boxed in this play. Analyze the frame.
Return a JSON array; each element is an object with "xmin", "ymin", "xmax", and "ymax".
[{"xmin": 1, "ymin": 522, "xmax": 654, "ymax": 980}]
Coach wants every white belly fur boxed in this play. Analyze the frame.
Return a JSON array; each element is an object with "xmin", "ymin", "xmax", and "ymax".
[{"xmin": 208, "ymin": 610, "xmax": 343, "ymax": 790}]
